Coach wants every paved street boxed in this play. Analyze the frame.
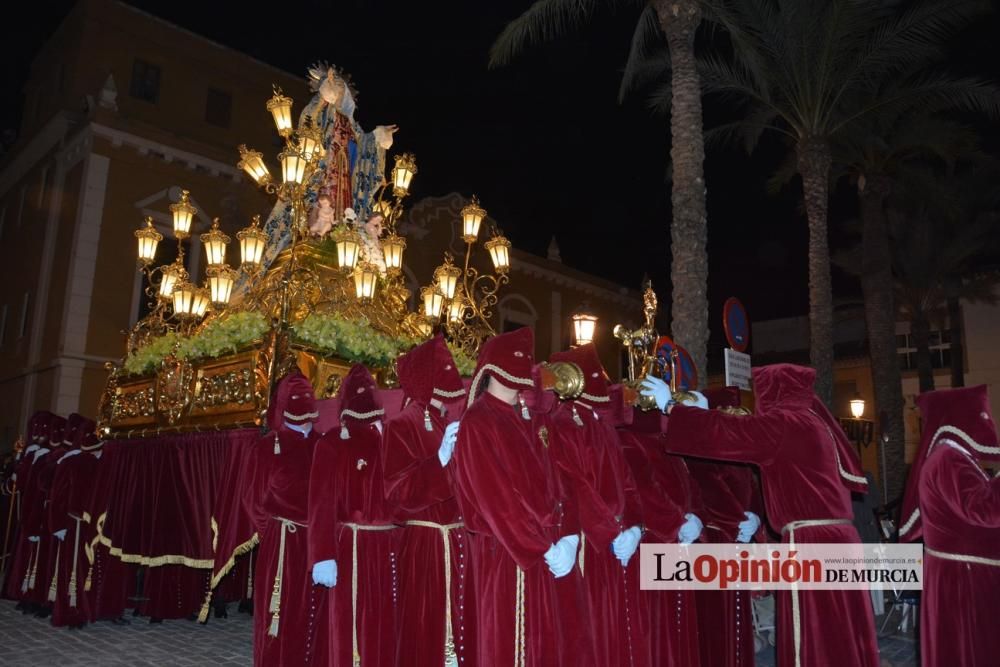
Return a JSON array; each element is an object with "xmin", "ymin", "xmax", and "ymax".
[{"xmin": 0, "ymin": 599, "xmax": 916, "ymax": 666}]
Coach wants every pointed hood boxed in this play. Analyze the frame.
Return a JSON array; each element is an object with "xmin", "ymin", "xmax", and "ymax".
[
  {"xmin": 62, "ymin": 413, "xmax": 89, "ymax": 450},
  {"xmin": 899, "ymin": 385, "xmax": 999, "ymax": 542},
  {"xmin": 467, "ymin": 328, "xmax": 536, "ymax": 408},
  {"xmin": 549, "ymin": 344, "xmax": 611, "ymax": 409},
  {"xmin": 48, "ymin": 415, "xmax": 67, "ymax": 448},
  {"xmin": 397, "ymin": 334, "xmax": 465, "ymax": 405},
  {"xmin": 337, "ymin": 364, "xmax": 384, "ymax": 438},
  {"xmin": 267, "ymin": 370, "xmax": 318, "ymax": 431}
]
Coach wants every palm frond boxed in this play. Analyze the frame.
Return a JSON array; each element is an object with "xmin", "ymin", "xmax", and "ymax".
[
  {"xmin": 489, "ymin": 0, "xmax": 608, "ymax": 68},
  {"xmin": 619, "ymin": 5, "xmax": 667, "ymax": 101}
]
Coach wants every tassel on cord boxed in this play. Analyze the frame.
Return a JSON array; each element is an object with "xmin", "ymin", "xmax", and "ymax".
[
  {"xmin": 84, "ymin": 566, "xmax": 93, "ymax": 592},
  {"xmin": 519, "ymin": 397, "xmax": 530, "ymax": 421},
  {"xmin": 47, "ymin": 544, "xmax": 61, "ymax": 602},
  {"xmin": 341, "ymin": 424, "xmax": 350, "ymax": 440},
  {"xmin": 273, "ymin": 433, "xmax": 281, "ymax": 455},
  {"xmin": 268, "ymin": 612, "xmax": 280, "ymax": 637},
  {"xmin": 424, "ymin": 407, "xmax": 432, "ymax": 432},
  {"xmin": 572, "ymin": 405, "xmax": 584, "ymax": 427}
]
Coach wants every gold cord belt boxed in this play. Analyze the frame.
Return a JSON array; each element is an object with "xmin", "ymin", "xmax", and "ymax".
[
  {"xmin": 514, "ymin": 565, "xmax": 526, "ymax": 667},
  {"xmin": 268, "ymin": 517, "xmax": 307, "ymax": 638},
  {"xmin": 69, "ymin": 516, "xmax": 82, "ymax": 607},
  {"xmin": 344, "ymin": 523, "xmax": 398, "ymax": 667},
  {"xmin": 780, "ymin": 519, "xmax": 852, "ymax": 667},
  {"xmin": 406, "ymin": 520, "xmax": 464, "ymax": 663},
  {"xmin": 926, "ymin": 546, "xmax": 1000, "ymax": 568}
]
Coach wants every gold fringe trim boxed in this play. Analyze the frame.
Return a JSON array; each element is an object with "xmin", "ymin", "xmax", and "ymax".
[{"xmin": 197, "ymin": 530, "xmax": 261, "ymax": 623}]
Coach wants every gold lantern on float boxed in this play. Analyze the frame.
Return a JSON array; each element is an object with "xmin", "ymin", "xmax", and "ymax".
[
  {"xmin": 391, "ymin": 153, "xmax": 417, "ymax": 197},
  {"xmin": 201, "ymin": 218, "xmax": 230, "ymax": 271},
  {"xmin": 207, "ymin": 266, "xmax": 238, "ymax": 307},
  {"xmin": 135, "ymin": 216, "xmax": 162, "ymax": 266},
  {"xmin": 158, "ymin": 259, "xmax": 188, "ymax": 302},
  {"xmin": 434, "ymin": 256, "xmax": 462, "ymax": 300},
  {"xmin": 279, "ymin": 147, "xmax": 308, "ymax": 186},
  {"xmin": 421, "ymin": 286, "xmax": 445, "ymax": 320},
  {"xmin": 237, "ymin": 215, "xmax": 268, "ymax": 271},
  {"xmin": 237, "ymin": 145, "xmax": 271, "ymax": 186},
  {"xmin": 169, "ymin": 190, "xmax": 196, "ymax": 239},
  {"xmin": 485, "ymin": 233, "xmax": 512, "ymax": 274},
  {"xmin": 333, "ymin": 225, "xmax": 362, "ymax": 271},
  {"xmin": 266, "ymin": 87, "xmax": 294, "ymax": 137},
  {"xmin": 297, "ymin": 124, "xmax": 325, "ymax": 161},
  {"xmin": 353, "ymin": 261, "xmax": 379, "ymax": 301},
  {"xmin": 381, "ymin": 233, "xmax": 406, "ymax": 275},
  {"xmin": 571, "ymin": 305, "xmax": 598, "ymax": 347},
  {"xmin": 461, "ymin": 196, "xmax": 487, "ymax": 243},
  {"xmin": 447, "ymin": 290, "xmax": 468, "ymax": 324},
  {"xmin": 171, "ymin": 280, "xmax": 199, "ymax": 318}
]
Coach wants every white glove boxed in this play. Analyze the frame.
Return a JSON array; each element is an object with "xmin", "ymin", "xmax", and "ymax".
[
  {"xmin": 681, "ymin": 390, "xmax": 709, "ymax": 410},
  {"xmin": 438, "ymin": 421, "xmax": 460, "ymax": 467},
  {"xmin": 312, "ymin": 559, "xmax": 338, "ymax": 587},
  {"xmin": 53, "ymin": 529, "xmax": 67, "ymax": 541},
  {"xmin": 678, "ymin": 513, "xmax": 703, "ymax": 545},
  {"xmin": 639, "ymin": 375, "xmax": 671, "ymax": 412},
  {"xmin": 612, "ymin": 526, "xmax": 642, "ymax": 567},
  {"xmin": 28, "ymin": 536, "xmax": 39, "ymax": 543},
  {"xmin": 737, "ymin": 511, "xmax": 760, "ymax": 543},
  {"xmin": 544, "ymin": 534, "xmax": 580, "ymax": 578}
]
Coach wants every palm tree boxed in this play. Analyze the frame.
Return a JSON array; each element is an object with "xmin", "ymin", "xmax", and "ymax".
[
  {"xmin": 490, "ymin": 0, "xmax": 712, "ymax": 384},
  {"xmin": 654, "ymin": 0, "xmax": 999, "ymax": 405}
]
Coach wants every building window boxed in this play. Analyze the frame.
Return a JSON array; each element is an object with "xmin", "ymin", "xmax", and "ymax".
[
  {"xmin": 129, "ymin": 59, "xmax": 161, "ymax": 103},
  {"xmin": 897, "ymin": 331, "xmax": 952, "ymax": 371},
  {"xmin": 18, "ymin": 292, "xmax": 30, "ymax": 339},
  {"xmin": 205, "ymin": 88, "xmax": 232, "ymax": 128}
]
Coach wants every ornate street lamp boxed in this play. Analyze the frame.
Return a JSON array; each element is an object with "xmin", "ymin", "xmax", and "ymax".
[
  {"xmin": 353, "ymin": 261, "xmax": 379, "ymax": 301},
  {"xmin": 434, "ymin": 256, "xmax": 462, "ymax": 300},
  {"xmin": 422, "ymin": 286, "xmax": 445, "ymax": 320},
  {"xmin": 207, "ymin": 266, "xmax": 238, "ymax": 307},
  {"xmin": 279, "ymin": 147, "xmax": 308, "ymax": 186},
  {"xmin": 201, "ymin": 218, "xmax": 230, "ymax": 270},
  {"xmin": 391, "ymin": 153, "xmax": 417, "ymax": 197},
  {"xmin": 135, "ymin": 216, "xmax": 162, "ymax": 266},
  {"xmin": 461, "ymin": 196, "xmax": 486, "ymax": 243},
  {"xmin": 381, "ymin": 233, "xmax": 406, "ymax": 275},
  {"xmin": 237, "ymin": 145, "xmax": 271, "ymax": 186},
  {"xmin": 447, "ymin": 290, "xmax": 468, "ymax": 324},
  {"xmin": 297, "ymin": 125, "xmax": 325, "ymax": 161},
  {"xmin": 572, "ymin": 305, "xmax": 598, "ymax": 347},
  {"xmin": 485, "ymin": 233, "xmax": 512, "ymax": 274},
  {"xmin": 333, "ymin": 225, "xmax": 362, "ymax": 272},
  {"xmin": 237, "ymin": 215, "xmax": 268, "ymax": 271},
  {"xmin": 169, "ymin": 190, "xmax": 196, "ymax": 239},
  {"xmin": 266, "ymin": 87, "xmax": 294, "ymax": 138},
  {"xmin": 171, "ymin": 280, "xmax": 206, "ymax": 319},
  {"xmin": 158, "ymin": 259, "xmax": 188, "ymax": 302},
  {"xmin": 850, "ymin": 392, "xmax": 866, "ymax": 419}
]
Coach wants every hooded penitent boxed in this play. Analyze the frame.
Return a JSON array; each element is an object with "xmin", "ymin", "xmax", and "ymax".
[
  {"xmin": 396, "ymin": 334, "xmax": 465, "ymax": 406},
  {"xmin": 899, "ymin": 385, "xmax": 999, "ymax": 542},
  {"xmin": 466, "ymin": 327, "xmax": 535, "ymax": 409},
  {"xmin": 336, "ymin": 364, "xmax": 384, "ymax": 439},
  {"xmin": 267, "ymin": 371, "xmax": 318, "ymax": 431},
  {"xmin": 549, "ymin": 343, "xmax": 611, "ymax": 412}
]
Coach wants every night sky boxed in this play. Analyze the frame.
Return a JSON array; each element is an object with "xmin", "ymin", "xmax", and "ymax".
[{"xmin": 3, "ymin": 0, "xmax": 999, "ymax": 348}]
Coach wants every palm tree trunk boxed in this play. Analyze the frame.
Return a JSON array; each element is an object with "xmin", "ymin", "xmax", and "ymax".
[
  {"xmin": 945, "ymin": 278, "xmax": 965, "ymax": 388},
  {"xmin": 858, "ymin": 175, "xmax": 906, "ymax": 500},
  {"xmin": 655, "ymin": 0, "xmax": 709, "ymax": 385},
  {"xmin": 797, "ymin": 137, "xmax": 835, "ymax": 407},
  {"xmin": 911, "ymin": 312, "xmax": 935, "ymax": 392}
]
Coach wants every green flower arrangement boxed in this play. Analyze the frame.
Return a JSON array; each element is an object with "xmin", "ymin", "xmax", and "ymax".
[
  {"xmin": 122, "ymin": 312, "xmax": 269, "ymax": 377},
  {"xmin": 292, "ymin": 314, "xmax": 418, "ymax": 368}
]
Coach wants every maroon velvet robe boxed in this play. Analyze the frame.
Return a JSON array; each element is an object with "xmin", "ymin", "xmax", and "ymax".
[
  {"xmin": 2, "ymin": 449, "xmax": 44, "ymax": 601},
  {"xmin": 244, "ymin": 429, "xmax": 329, "ymax": 666},
  {"xmin": 382, "ymin": 401, "xmax": 475, "ymax": 667},
  {"xmin": 21, "ymin": 450, "xmax": 60, "ymax": 608},
  {"xmin": 619, "ymin": 425, "xmax": 701, "ymax": 667},
  {"xmin": 309, "ymin": 421, "xmax": 398, "ymax": 667},
  {"xmin": 687, "ymin": 460, "xmax": 756, "ymax": 667},
  {"xmin": 49, "ymin": 451, "xmax": 98, "ymax": 627},
  {"xmin": 453, "ymin": 392, "xmax": 575, "ymax": 667},
  {"xmin": 918, "ymin": 444, "xmax": 1000, "ymax": 665},
  {"xmin": 664, "ymin": 397, "xmax": 878, "ymax": 665},
  {"xmin": 548, "ymin": 401, "xmax": 643, "ymax": 667}
]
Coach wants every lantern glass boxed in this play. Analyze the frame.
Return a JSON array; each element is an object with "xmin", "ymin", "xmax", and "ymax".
[
  {"xmin": 169, "ymin": 190, "xmax": 197, "ymax": 239},
  {"xmin": 353, "ymin": 262, "xmax": 379, "ymax": 300},
  {"xmin": 333, "ymin": 226, "xmax": 362, "ymax": 271},
  {"xmin": 572, "ymin": 312, "xmax": 598, "ymax": 347},
  {"xmin": 485, "ymin": 235, "xmax": 512, "ymax": 273},
  {"xmin": 171, "ymin": 280, "xmax": 197, "ymax": 317},
  {"xmin": 191, "ymin": 286, "xmax": 210, "ymax": 318},
  {"xmin": 381, "ymin": 233, "xmax": 406, "ymax": 273},
  {"xmin": 279, "ymin": 149, "xmax": 308, "ymax": 185},
  {"xmin": 391, "ymin": 153, "xmax": 417, "ymax": 194},
  {"xmin": 158, "ymin": 262, "xmax": 188, "ymax": 301},
  {"xmin": 434, "ymin": 261, "xmax": 461, "ymax": 300},
  {"xmin": 266, "ymin": 88, "xmax": 294, "ymax": 137},
  {"xmin": 201, "ymin": 218, "xmax": 230, "ymax": 270},
  {"xmin": 461, "ymin": 197, "xmax": 487, "ymax": 243},
  {"xmin": 297, "ymin": 127, "xmax": 325, "ymax": 161},
  {"xmin": 422, "ymin": 286, "xmax": 445, "ymax": 319},
  {"xmin": 208, "ymin": 267, "xmax": 237, "ymax": 306},
  {"xmin": 850, "ymin": 396, "xmax": 866, "ymax": 419},
  {"xmin": 237, "ymin": 215, "xmax": 268, "ymax": 269},
  {"xmin": 237, "ymin": 145, "xmax": 271, "ymax": 185},
  {"xmin": 448, "ymin": 294, "xmax": 467, "ymax": 324},
  {"xmin": 135, "ymin": 216, "xmax": 163, "ymax": 265}
]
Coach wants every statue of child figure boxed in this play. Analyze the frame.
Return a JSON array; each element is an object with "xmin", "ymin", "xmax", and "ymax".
[{"xmin": 308, "ymin": 192, "xmax": 336, "ymax": 238}]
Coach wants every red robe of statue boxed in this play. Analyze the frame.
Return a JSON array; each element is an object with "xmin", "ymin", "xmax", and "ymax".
[
  {"xmin": 381, "ymin": 335, "xmax": 474, "ymax": 667},
  {"xmin": 452, "ymin": 328, "xmax": 575, "ymax": 667},
  {"xmin": 618, "ymin": 411, "xmax": 701, "ymax": 667},
  {"xmin": 547, "ymin": 346, "xmax": 644, "ymax": 667},
  {"xmin": 663, "ymin": 364, "xmax": 878, "ymax": 667},
  {"xmin": 309, "ymin": 364, "xmax": 398, "ymax": 667},
  {"xmin": 244, "ymin": 371, "xmax": 328, "ymax": 666},
  {"xmin": 898, "ymin": 385, "xmax": 1000, "ymax": 667}
]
